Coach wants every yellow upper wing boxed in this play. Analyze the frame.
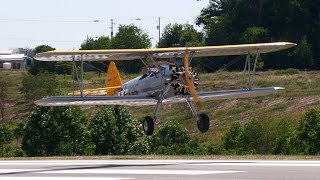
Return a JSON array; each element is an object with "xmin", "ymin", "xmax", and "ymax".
[{"xmin": 34, "ymin": 42, "xmax": 296, "ymax": 62}]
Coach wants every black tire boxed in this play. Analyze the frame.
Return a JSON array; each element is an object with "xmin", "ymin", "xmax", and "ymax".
[
  {"xmin": 197, "ymin": 113, "xmax": 210, "ymax": 133},
  {"xmin": 143, "ymin": 116, "xmax": 154, "ymax": 136}
]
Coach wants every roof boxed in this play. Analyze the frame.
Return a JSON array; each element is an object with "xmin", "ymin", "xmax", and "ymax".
[
  {"xmin": 0, "ymin": 50, "xmax": 13, "ymax": 55},
  {"xmin": 0, "ymin": 54, "xmax": 26, "ymax": 61}
]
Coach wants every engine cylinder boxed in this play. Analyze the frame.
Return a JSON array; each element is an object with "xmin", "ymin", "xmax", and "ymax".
[{"xmin": 169, "ymin": 66, "xmax": 199, "ymax": 95}]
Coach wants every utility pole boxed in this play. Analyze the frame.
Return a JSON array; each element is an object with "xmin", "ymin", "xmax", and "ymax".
[
  {"xmin": 157, "ymin": 17, "xmax": 161, "ymax": 46},
  {"xmin": 110, "ymin": 19, "xmax": 115, "ymax": 39}
]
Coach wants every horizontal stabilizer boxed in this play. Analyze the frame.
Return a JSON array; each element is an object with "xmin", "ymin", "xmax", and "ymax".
[{"xmin": 68, "ymin": 86, "xmax": 121, "ymax": 96}]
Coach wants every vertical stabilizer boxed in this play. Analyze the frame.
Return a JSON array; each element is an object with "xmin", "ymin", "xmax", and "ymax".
[{"xmin": 106, "ymin": 61, "xmax": 122, "ymax": 96}]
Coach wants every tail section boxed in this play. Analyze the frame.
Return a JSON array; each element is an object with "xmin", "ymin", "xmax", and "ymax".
[{"xmin": 106, "ymin": 61, "xmax": 122, "ymax": 96}]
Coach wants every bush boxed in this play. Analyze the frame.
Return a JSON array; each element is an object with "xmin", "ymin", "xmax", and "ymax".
[
  {"xmin": 272, "ymin": 119, "xmax": 298, "ymax": 155},
  {"xmin": 152, "ymin": 121, "xmax": 204, "ymax": 155},
  {"xmin": 0, "ymin": 125, "xmax": 14, "ymax": 148},
  {"xmin": 22, "ymin": 106, "xmax": 95, "ymax": 156},
  {"xmin": 222, "ymin": 122, "xmax": 243, "ymax": 151},
  {"xmin": 20, "ymin": 72, "xmax": 61, "ymax": 100},
  {"xmin": 297, "ymin": 108, "xmax": 320, "ymax": 155},
  {"xmin": 222, "ymin": 118, "xmax": 276, "ymax": 155},
  {"xmin": 89, "ymin": 106, "xmax": 150, "ymax": 155}
]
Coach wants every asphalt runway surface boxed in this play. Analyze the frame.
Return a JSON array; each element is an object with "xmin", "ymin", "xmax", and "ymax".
[{"xmin": 0, "ymin": 160, "xmax": 319, "ymax": 180}]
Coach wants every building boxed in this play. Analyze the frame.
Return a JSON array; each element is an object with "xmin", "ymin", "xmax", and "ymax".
[{"xmin": 0, "ymin": 48, "xmax": 32, "ymax": 70}]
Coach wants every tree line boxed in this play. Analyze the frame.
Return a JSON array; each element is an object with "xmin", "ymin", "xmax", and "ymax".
[{"xmin": 29, "ymin": 0, "xmax": 320, "ymax": 74}]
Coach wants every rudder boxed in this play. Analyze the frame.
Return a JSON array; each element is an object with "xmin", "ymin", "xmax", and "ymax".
[{"xmin": 106, "ymin": 61, "xmax": 122, "ymax": 96}]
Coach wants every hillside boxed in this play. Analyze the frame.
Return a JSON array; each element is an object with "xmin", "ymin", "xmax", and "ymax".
[{"xmin": 1, "ymin": 69, "xmax": 320, "ymax": 143}]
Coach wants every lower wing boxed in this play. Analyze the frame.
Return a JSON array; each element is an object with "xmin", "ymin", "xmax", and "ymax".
[
  {"xmin": 35, "ymin": 87, "xmax": 284, "ymax": 106},
  {"xmin": 163, "ymin": 87, "xmax": 284, "ymax": 103}
]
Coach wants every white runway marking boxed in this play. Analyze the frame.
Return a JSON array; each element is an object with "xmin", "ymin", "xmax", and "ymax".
[{"xmin": 0, "ymin": 169, "xmax": 244, "ymax": 175}]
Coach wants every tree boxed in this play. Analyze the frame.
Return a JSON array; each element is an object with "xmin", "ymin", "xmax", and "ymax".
[
  {"xmin": 79, "ymin": 36, "xmax": 112, "ymax": 73},
  {"xmin": 89, "ymin": 106, "xmax": 150, "ymax": 155},
  {"xmin": 291, "ymin": 36, "xmax": 314, "ymax": 68},
  {"xmin": 297, "ymin": 108, "xmax": 320, "ymax": 155},
  {"xmin": 197, "ymin": 0, "xmax": 319, "ymax": 70},
  {"xmin": 159, "ymin": 23, "xmax": 203, "ymax": 48},
  {"xmin": 111, "ymin": 24, "xmax": 151, "ymax": 73},
  {"xmin": 80, "ymin": 36, "xmax": 112, "ymax": 50},
  {"xmin": 20, "ymin": 72, "xmax": 61, "ymax": 101},
  {"xmin": 29, "ymin": 45, "xmax": 56, "ymax": 75},
  {"xmin": 22, "ymin": 106, "xmax": 94, "ymax": 156}
]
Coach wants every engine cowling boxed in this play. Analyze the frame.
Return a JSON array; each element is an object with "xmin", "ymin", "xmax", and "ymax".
[{"xmin": 169, "ymin": 66, "xmax": 199, "ymax": 95}]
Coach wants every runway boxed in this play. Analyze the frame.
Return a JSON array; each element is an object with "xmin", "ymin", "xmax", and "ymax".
[{"xmin": 0, "ymin": 160, "xmax": 319, "ymax": 179}]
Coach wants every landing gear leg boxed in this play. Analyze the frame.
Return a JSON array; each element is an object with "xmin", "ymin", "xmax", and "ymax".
[
  {"xmin": 186, "ymin": 96, "xmax": 210, "ymax": 133},
  {"xmin": 143, "ymin": 97, "xmax": 163, "ymax": 136}
]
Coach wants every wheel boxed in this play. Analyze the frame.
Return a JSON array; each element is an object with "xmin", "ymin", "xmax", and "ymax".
[
  {"xmin": 197, "ymin": 113, "xmax": 210, "ymax": 133},
  {"xmin": 143, "ymin": 116, "xmax": 154, "ymax": 136}
]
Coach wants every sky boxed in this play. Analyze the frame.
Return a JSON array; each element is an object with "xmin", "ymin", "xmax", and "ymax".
[{"xmin": 0, "ymin": 0, "xmax": 210, "ymax": 50}]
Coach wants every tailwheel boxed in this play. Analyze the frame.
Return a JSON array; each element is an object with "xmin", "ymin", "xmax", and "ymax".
[
  {"xmin": 143, "ymin": 116, "xmax": 154, "ymax": 136},
  {"xmin": 197, "ymin": 113, "xmax": 210, "ymax": 133}
]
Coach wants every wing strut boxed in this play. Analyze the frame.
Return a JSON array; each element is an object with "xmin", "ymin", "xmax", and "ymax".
[
  {"xmin": 241, "ymin": 52, "xmax": 260, "ymax": 90},
  {"xmin": 70, "ymin": 54, "xmax": 85, "ymax": 97}
]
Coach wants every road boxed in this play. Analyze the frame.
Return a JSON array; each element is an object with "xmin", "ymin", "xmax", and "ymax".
[{"xmin": 0, "ymin": 160, "xmax": 319, "ymax": 179}]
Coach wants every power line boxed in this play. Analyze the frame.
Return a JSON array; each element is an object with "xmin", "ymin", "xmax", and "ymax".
[{"xmin": 0, "ymin": 18, "xmax": 99, "ymax": 23}]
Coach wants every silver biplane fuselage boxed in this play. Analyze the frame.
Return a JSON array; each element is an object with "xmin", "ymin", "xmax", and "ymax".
[{"xmin": 121, "ymin": 65, "xmax": 174, "ymax": 98}]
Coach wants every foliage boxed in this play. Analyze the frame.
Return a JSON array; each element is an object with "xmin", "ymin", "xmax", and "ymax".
[
  {"xmin": 80, "ymin": 36, "xmax": 112, "ymax": 50},
  {"xmin": 22, "ymin": 106, "xmax": 95, "ymax": 156},
  {"xmin": 29, "ymin": 45, "xmax": 56, "ymax": 75},
  {"xmin": 89, "ymin": 106, "xmax": 150, "ymax": 155},
  {"xmin": 273, "ymin": 119, "xmax": 298, "ymax": 155},
  {"xmin": 291, "ymin": 36, "xmax": 314, "ymax": 68},
  {"xmin": 197, "ymin": 0, "xmax": 320, "ymax": 70},
  {"xmin": 111, "ymin": 24, "xmax": 151, "ymax": 73},
  {"xmin": 241, "ymin": 27, "xmax": 270, "ymax": 44},
  {"xmin": 20, "ymin": 72, "xmax": 61, "ymax": 100},
  {"xmin": 297, "ymin": 108, "xmax": 320, "ymax": 155},
  {"xmin": 0, "ymin": 125, "xmax": 14, "ymax": 148},
  {"xmin": 222, "ymin": 119, "xmax": 276, "ymax": 154},
  {"xmin": 151, "ymin": 121, "xmax": 206, "ymax": 155},
  {"xmin": 112, "ymin": 25, "xmax": 151, "ymax": 49},
  {"xmin": 222, "ymin": 122, "xmax": 243, "ymax": 151},
  {"xmin": 0, "ymin": 124, "xmax": 24, "ymax": 157},
  {"xmin": 240, "ymin": 118, "xmax": 264, "ymax": 153},
  {"xmin": 159, "ymin": 23, "xmax": 203, "ymax": 47}
]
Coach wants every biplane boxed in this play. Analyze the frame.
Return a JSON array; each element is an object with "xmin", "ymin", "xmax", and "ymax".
[{"xmin": 34, "ymin": 42, "xmax": 296, "ymax": 135}]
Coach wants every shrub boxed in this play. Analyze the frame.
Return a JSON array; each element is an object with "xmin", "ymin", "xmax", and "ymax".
[
  {"xmin": 297, "ymin": 108, "xmax": 320, "ymax": 155},
  {"xmin": 22, "ymin": 106, "xmax": 94, "ymax": 156},
  {"xmin": 272, "ymin": 119, "xmax": 298, "ymax": 155},
  {"xmin": 89, "ymin": 106, "xmax": 150, "ymax": 155}
]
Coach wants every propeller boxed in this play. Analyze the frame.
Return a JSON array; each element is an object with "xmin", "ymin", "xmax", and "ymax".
[{"xmin": 184, "ymin": 48, "xmax": 202, "ymax": 110}]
